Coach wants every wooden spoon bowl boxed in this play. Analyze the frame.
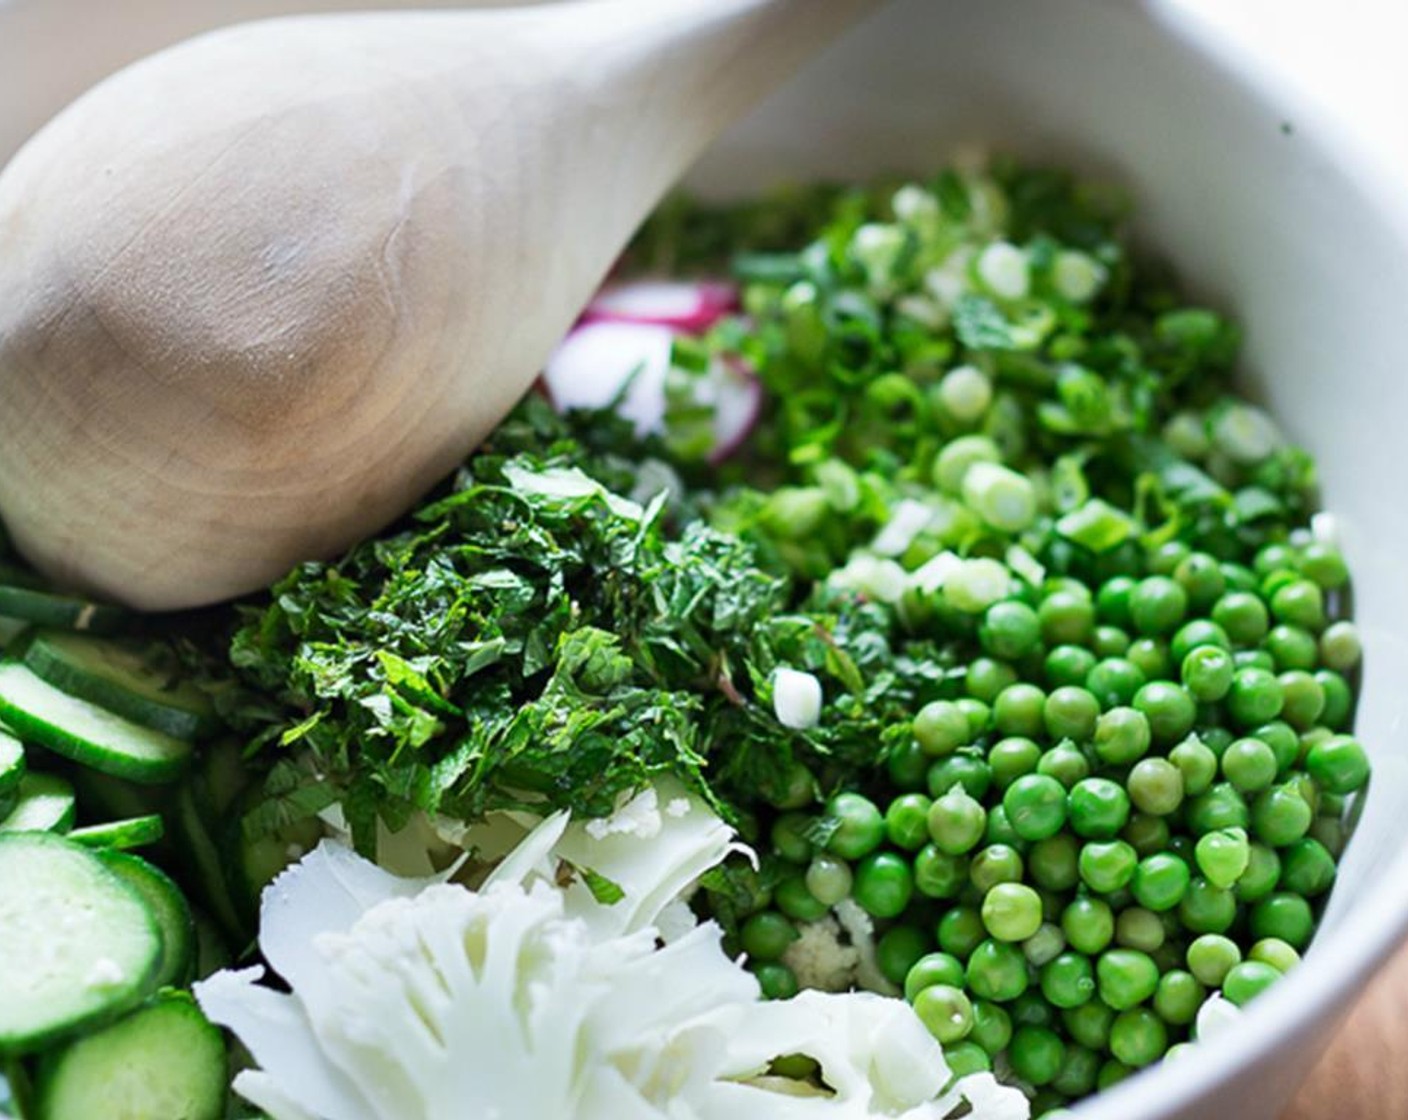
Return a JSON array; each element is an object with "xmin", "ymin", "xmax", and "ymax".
[{"xmin": 0, "ymin": 0, "xmax": 880, "ymax": 609}]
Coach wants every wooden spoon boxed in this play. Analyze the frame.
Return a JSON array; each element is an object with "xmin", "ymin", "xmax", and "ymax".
[{"xmin": 0, "ymin": 0, "xmax": 883, "ymax": 610}]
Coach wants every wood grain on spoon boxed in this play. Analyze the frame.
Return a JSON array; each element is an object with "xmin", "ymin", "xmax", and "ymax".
[{"xmin": 0, "ymin": 0, "xmax": 882, "ymax": 610}]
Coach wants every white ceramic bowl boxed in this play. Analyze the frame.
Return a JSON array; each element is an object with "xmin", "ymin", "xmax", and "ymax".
[{"xmin": 3, "ymin": 3, "xmax": 1407, "ymax": 1118}]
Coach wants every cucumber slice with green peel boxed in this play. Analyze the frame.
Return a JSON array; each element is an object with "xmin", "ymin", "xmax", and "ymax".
[
  {"xmin": 0, "ymin": 616, "xmax": 31, "ymax": 650},
  {"xmin": 35, "ymin": 992, "xmax": 227, "ymax": 1120},
  {"xmin": 0, "ymin": 587, "xmax": 125, "ymax": 635},
  {"xmin": 69, "ymin": 814, "xmax": 165, "ymax": 851},
  {"xmin": 0, "ymin": 773, "xmax": 76, "ymax": 833},
  {"xmin": 0, "ymin": 832, "xmax": 161, "ymax": 1054},
  {"xmin": 0, "ymin": 731, "xmax": 24, "ymax": 804},
  {"xmin": 97, "ymin": 852, "xmax": 195, "ymax": 989},
  {"xmin": 24, "ymin": 633, "xmax": 217, "ymax": 741},
  {"xmin": 0, "ymin": 663, "xmax": 192, "ymax": 784}
]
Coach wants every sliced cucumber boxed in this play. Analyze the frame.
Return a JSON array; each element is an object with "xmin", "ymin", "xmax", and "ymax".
[
  {"xmin": 24, "ymin": 632, "xmax": 217, "ymax": 741},
  {"xmin": 0, "ymin": 773, "xmax": 76, "ymax": 833},
  {"xmin": 69, "ymin": 814, "xmax": 165, "ymax": 851},
  {"xmin": 0, "ymin": 663, "xmax": 192, "ymax": 784},
  {"xmin": 35, "ymin": 992, "xmax": 227, "ymax": 1120},
  {"xmin": 0, "ymin": 833, "xmax": 161, "ymax": 1054},
  {"xmin": 0, "ymin": 730, "xmax": 23, "ymax": 810},
  {"xmin": 0, "ymin": 587, "xmax": 125, "ymax": 635},
  {"xmin": 0, "ymin": 616, "xmax": 31, "ymax": 650},
  {"xmin": 97, "ymin": 852, "xmax": 195, "ymax": 989}
]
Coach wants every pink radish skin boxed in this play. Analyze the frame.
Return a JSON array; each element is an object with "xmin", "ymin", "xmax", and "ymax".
[{"xmin": 583, "ymin": 280, "xmax": 738, "ymax": 334}]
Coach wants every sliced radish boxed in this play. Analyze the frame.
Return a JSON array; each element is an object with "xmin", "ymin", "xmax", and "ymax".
[
  {"xmin": 542, "ymin": 320, "xmax": 675, "ymax": 437},
  {"xmin": 583, "ymin": 280, "xmax": 737, "ymax": 334}
]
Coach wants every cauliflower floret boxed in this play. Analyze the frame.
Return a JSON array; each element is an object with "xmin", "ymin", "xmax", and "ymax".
[{"xmin": 782, "ymin": 915, "xmax": 861, "ymax": 993}]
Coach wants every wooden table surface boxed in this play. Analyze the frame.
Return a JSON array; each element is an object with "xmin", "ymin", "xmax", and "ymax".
[{"xmin": 1282, "ymin": 938, "xmax": 1408, "ymax": 1119}]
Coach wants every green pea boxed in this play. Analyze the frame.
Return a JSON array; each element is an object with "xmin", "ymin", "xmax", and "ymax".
[
  {"xmin": 1094, "ymin": 706, "xmax": 1153, "ymax": 765},
  {"xmin": 853, "ymin": 851, "xmax": 914, "ymax": 919},
  {"xmin": 1236, "ymin": 844, "xmax": 1283, "ymax": 903},
  {"xmin": 1171, "ymin": 735, "xmax": 1219, "ymax": 796},
  {"xmin": 1222, "ymin": 738, "xmax": 1279, "ymax": 793},
  {"xmin": 1131, "ymin": 852, "xmax": 1191, "ymax": 912},
  {"xmin": 1213, "ymin": 592, "xmax": 1270, "ymax": 647},
  {"xmin": 984, "ymin": 805, "xmax": 1027, "ymax": 850},
  {"xmin": 1092, "ymin": 626, "xmax": 1133, "ymax": 660},
  {"xmin": 1086, "ymin": 658, "xmax": 1146, "ymax": 709},
  {"xmin": 1277, "ymin": 670, "xmax": 1326, "ymax": 730},
  {"xmin": 1195, "ymin": 827, "xmax": 1251, "ymax": 890},
  {"xmin": 1041, "ymin": 952, "xmax": 1096, "ymax": 1009},
  {"xmin": 1127, "ymin": 637, "xmax": 1173, "ymax": 681},
  {"xmin": 1272, "ymin": 580, "xmax": 1326, "ymax": 632},
  {"xmin": 1186, "ymin": 933, "xmax": 1241, "ymax": 986},
  {"xmin": 1123, "ymin": 813, "xmax": 1172, "ymax": 858},
  {"xmin": 1305, "ymin": 734, "xmax": 1370, "ymax": 795},
  {"xmin": 775, "ymin": 874, "xmax": 829, "ymax": 922},
  {"xmin": 1228, "ymin": 667, "xmax": 1285, "ymax": 728},
  {"xmin": 967, "ymin": 657, "xmax": 1019, "ymax": 704},
  {"xmin": 989, "ymin": 737, "xmax": 1043, "ymax": 790},
  {"xmin": 1064, "ymin": 1001, "xmax": 1116, "ymax": 1050},
  {"xmin": 994, "ymin": 683, "xmax": 1048, "ymax": 738},
  {"xmin": 876, "ymin": 925, "xmax": 930, "ymax": 986},
  {"xmin": 1249, "ymin": 938, "xmax": 1301, "ymax": 974},
  {"xmin": 1154, "ymin": 969, "xmax": 1206, "ymax": 1025},
  {"xmin": 1179, "ymin": 877, "xmax": 1237, "ymax": 934},
  {"xmin": 1046, "ymin": 645, "xmax": 1098, "ymax": 689},
  {"xmin": 1279, "ymin": 837, "xmax": 1337, "ymax": 897},
  {"xmin": 943, "ymin": 1041, "xmax": 991, "ymax": 1078},
  {"xmin": 1023, "ymin": 921, "xmax": 1068, "ymax": 968},
  {"xmin": 1062, "ymin": 897, "xmax": 1115, "ymax": 956},
  {"xmin": 971, "ymin": 844, "xmax": 1025, "ymax": 893},
  {"xmin": 1186, "ymin": 783, "xmax": 1250, "ymax": 835},
  {"xmin": 771, "ymin": 811, "xmax": 814, "ymax": 863},
  {"xmin": 804, "ymin": 853, "xmax": 853, "ymax": 906},
  {"xmin": 957, "ymin": 697, "xmax": 993, "ymax": 737},
  {"xmin": 1299, "ymin": 542, "xmax": 1350, "ymax": 590},
  {"xmin": 1134, "ymin": 681, "xmax": 1197, "ymax": 743},
  {"xmin": 1010, "ymin": 1025, "xmax": 1066, "ymax": 1086},
  {"xmin": 1109, "ymin": 1007, "xmax": 1168, "ymax": 1068},
  {"xmin": 913, "ymin": 984, "xmax": 975, "ymax": 1043},
  {"xmin": 888, "ymin": 738, "xmax": 930, "ymax": 791},
  {"xmin": 1029, "ymin": 834, "xmax": 1080, "ymax": 892},
  {"xmin": 1252, "ymin": 720, "xmax": 1300, "ymax": 776},
  {"xmin": 1097, "ymin": 948, "xmax": 1159, "ymax": 1010},
  {"xmin": 754, "ymin": 962, "xmax": 799, "ymax": 1000},
  {"xmin": 1068, "ymin": 778, "xmax": 1131, "ymax": 839},
  {"xmin": 1037, "ymin": 742, "xmax": 1091, "ymax": 790},
  {"xmin": 914, "ymin": 844, "xmax": 969, "ymax": 899},
  {"xmin": 1079, "ymin": 840, "xmax": 1138, "ymax": 893},
  {"xmin": 825, "ymin": 792, "xmax": 885, "ymax": 859},
  {"xmin": 938, "ymin": 906, "xmax": 987, "ymax": 959},
  {"xmin": 1128, "ymin": 758, "xmax": 1185, "ymax": 816},
  {"xmin": 970, "ymin": 1000, "xmax": 1014, "ymax": 1055},
  {"xmin": 905, "ymin": 951, "xmax": 967, "ymax": 1002},
  {"xmin": 915, "ymin": 699, "xmax": 971, "ymax": 757},
  {"xmin": 1223, "ymin": 960, "xmax": 1282, "ymax": 1007},
  {"xmin": 1040, "ymin": 590, "xmax": 1096, "ymax": 647},
  {"xmin": 928, "ymin": 784, "xmax": 988, "ymax": 854},
  {"xmin": 1182, "ymin": 645, "xmax": 1235, "ymax": 703},
  {"xmin": 1149, "ymin": 541, "xmax": 1192, "ymax": 576},
  {"xmin": 885, "ymin": 793, "xmax": 933, "ymax": 852},
  {"xmin": 1175, "ymin": 552, "xmax": 1227, "ymax": 611},
  {"xmin": 1004, "ymin": 774, "xmax": 1069, "ymax": 841},
  {"xmin": 741, "ymin": 911, "xmax": 799, "ymax": 961},
  {"xmin": 1251, "ymin": 784, "xmax": 1314, "ymax": 847},
  {"xmin": 1235, "ymin": 649, "xmax": 1277, "ymax": 673},
  {"xmin": 926, "ymin": 752, "xmax": 993, "ymax": 801},
  {"xmin": 1051, "ymin": 1044, "xmax": 1101, "ymax": 1099},
  {"xmin": 1319, "ymin": 621, "xmax": 1362, "ymax": 673},
  {"xmin": 966, "ymin": 938, "xmax": 1030, "ymax": 1001},
  {"xmin": 1097, "ymin": 577, "xmax": 1136, "ymax": 628},
  {"xmin": 1130, "ymin": 576, "xmax": 1188, "ymax": 635},
  {"xmin": 1250, "ymin": 892, "xmax": 1316, "ymax": 949},
  {"xmin": 1116, "ymin": 907, "xmax": 1165, "ymax": 953},
  {"xmin": 1316, "ymin": 670, "xmax": 1354, "ymax": 730},
  {"xmin": 1044, "ymin": 686, "xmax": 1101, "ymax": 741},
  {"xmin": 1221, "ymin": 562, "xmax": 1260, "ymax": 593},
  {"xmin": 1009, "ymin": 989, "xmax": 1058, "ymax": 1029},
  {"xmin": 982, "ymin": 882, "xmax": 1044, "ymax": 942},
  {"xmin": 1266, "ymin": 624, "xmax": 1319, "ymax": 672}
]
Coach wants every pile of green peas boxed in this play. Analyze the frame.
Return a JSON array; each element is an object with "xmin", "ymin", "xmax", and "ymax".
[{"xmin": 738, "ymin": 534, "xmax": 1367, "ymax": 1115}]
